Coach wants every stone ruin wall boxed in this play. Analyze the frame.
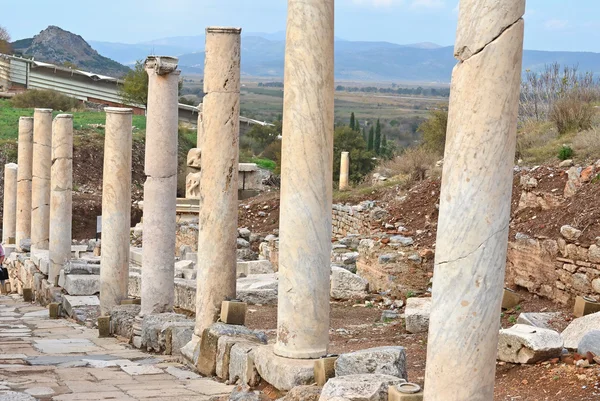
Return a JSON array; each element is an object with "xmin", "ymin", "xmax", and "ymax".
[{"xmin": 331, "ymin": 203, "xmax": 372, "ymax": 237}]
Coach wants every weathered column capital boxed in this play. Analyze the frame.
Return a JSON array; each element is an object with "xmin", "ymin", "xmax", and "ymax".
[{"xmin": 144, "ymin": 55, "xmax": 180, "ymax": 76}]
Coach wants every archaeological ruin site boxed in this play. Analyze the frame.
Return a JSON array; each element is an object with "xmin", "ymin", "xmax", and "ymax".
[{"xmin": 1, "ymin": 0, "xmax": 600, "ymax": 400}]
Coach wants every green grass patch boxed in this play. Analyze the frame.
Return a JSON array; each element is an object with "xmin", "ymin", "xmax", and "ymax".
[{"xmin": 251, "ymin": 157, "xmax": 276, "ymax": 171}]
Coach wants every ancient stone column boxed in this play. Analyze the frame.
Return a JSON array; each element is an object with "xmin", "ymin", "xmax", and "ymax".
[
  {"xmin": 140, "ymin": 56, "xmax": 179, "ymax": 316},
  {"xmin": 339, "ymin": 152, "xmax": 350, "ymax": 191},
  {"xmin": 16, "ymin": 117, "xmax": 33, "ymax": 250},
  {"xmin": 48, "ymin": 114, "xmax": 73, "ymax": 285},
  {"xmin": 197, "ymin": 103, "xmax": 204, "ymax": 148},
  {"xmin": 423, "ymin": 1, "xmax": 525, "ymax": 400},
  {"xmin": 2, "ymin": 163, "xmax": 18, "ymax": 244},
  {"xmin": 100, "ymin": 108, "xmax": 133, "ymax": 315},
  {"xmin": 194, "ymin": 27, "xmax": 241, "ymax": 337},
  {"xmin": 31, "ymin": 108, "xmax": 52, "ymax": 250},
  {"xmin": 274, "ymin": 0, "xmax": 334, "ymax": 359}
]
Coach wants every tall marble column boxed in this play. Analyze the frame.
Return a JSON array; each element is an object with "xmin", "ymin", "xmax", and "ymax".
[
  {"xmin": 423, "ymin": 1, "xmax": 525, "ymax": 400},
  {"xmin": 339, "ymin": 152, "xmax": 350, "ymax": 191},
  {"xmin": 140, "ymin": 56, "xmax": 179, "ymax": 316},
  {"xmin": 31, "ymin": 108, "xmax": 52, "ymax": 250},
  {"xmin": 2, "ymin": 163, "xmax": 18, "ymax": 244},
  {"xmin": 274, "ymin": 0, "xmax": 334, "ymax": 359},
  {"xmin": 48, "ymin": 114, "xmax": 73, "ymax": 284},
  {"xmin": 16, "ymin": 117, "xmax": 33, "ymax": 250},
  {"xmin": 100, "ymin": 108, "xmax": 132, "ymax": 315},
  {"xmin": 197, "ymin": 103, "xmax": 204, "ymax": 148},
  {"xmin": 194, "ymin": 27, "xmax": 241, "ymax": 337}
]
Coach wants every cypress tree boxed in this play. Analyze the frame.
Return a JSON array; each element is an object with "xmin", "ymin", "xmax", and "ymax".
[
  {"xmin": 363, "ymin": 126, "xmax": 367, "ymax": 143},
  {"xmin": 374, "ymin": 119, "xmax": 382, "ymax": 154},
  {"xmin": 349, "ymin": 112, "xmax": 355, "ymax": 131},
  {"xmin": 382, "ymin": 133, "xmax": 387, "ymax": 155},
  {"xmin": 368, "ymin": 126, "xmax": 375, "ymax": 151}
]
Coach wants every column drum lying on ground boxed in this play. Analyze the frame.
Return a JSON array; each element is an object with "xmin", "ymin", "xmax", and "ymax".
[
  {"xmin": 31, "ymin": 108, "xmax": 53, "ymax": 250},
  {"xmin": 423, "ymin": 1, "xmax": 526, "ymax": 400},
  {"xmin": 274, "ymin": 0, "xmax": 335, "ymax": 359},
  {"xmin": 49, "ymin": 114, "xmax": 73, "ymax": 285},
  {"xmin": 194, "ymin": 27, "xmax": 242, "ymax": 337},
  {"xmin": 2, "ymin": 163, "xmax": 18, "ymax": 244},
  {"xmin": 100, "ymin": 108, "xmax": 133, "ymax": 315},
  {"xmin": 16, "ymin": 117, "xmax": 33, "ymax": 250}
]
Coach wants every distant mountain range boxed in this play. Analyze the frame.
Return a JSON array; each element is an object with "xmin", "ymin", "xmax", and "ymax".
[{"xmin": 11, "ymin": 26, "xmax": 600, "ymax": 82}]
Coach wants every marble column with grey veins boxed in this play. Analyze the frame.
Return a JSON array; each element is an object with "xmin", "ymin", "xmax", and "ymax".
[
  {"xmin": 16, "ymin": 117, "xmax": 33, "ymax": 250},
  {"xmin": 423, "ymin": 1, "xmax": 525, "ymax": 400},
  {"xmin": 31, "ymin": 108, "xmax": 52, "ymax": 250},
  {"xmin": 194, "ymin": 27, "xmax": 241, "ymax": 338},
  {"xmin": 339, "ymin": 151, "xmax": 350, "ymax": 191},
  {"xmin": 2, "ymin": 163, "xmax": 18, "ymax": 244},
  {"xmin": 274, "ymin": 0, "xmax": 334, "ymax": 359},
  {"xmin": 140, "ymin": 56, "xmax": 180, "ymax": 316},
  {"xmin": 48, "ymin": 114, "xmax": 73, "ymax": 285},
  {"xmin": 100, "ymin": 108, "xmax": 132, "ymax": 315}
]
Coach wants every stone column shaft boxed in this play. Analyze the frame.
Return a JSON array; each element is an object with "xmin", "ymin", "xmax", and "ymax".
[
  {"xmin": 100, "ymin": 108, "xmax": 133, "ymax": 315},
  {"xmin": 16, "ymin": 117, "xmax": 33, "ymax": 249},
  {"xmin": 423, "ymin": 1, "xmax": 525, "ymax": 400},
  {"xmin": 339, "ymin": 151, "xmax": 350, "ymax": 191},
  {"xmin": 31, "ymin": 108, "xmax": 53, "ymax": 250},
  {"xmin": 194, "ymin": 27, "xmax": 241, "ymax": 337},
  {"xmin": 49, "ymin": 115, "xmax": 73, "ymax": 284},
  {"xmin": 275, "ymin": 0, "xmax": 334, "ymax": 359},
  {"xmin": 140, "ymin": 56, "xmax": 180, "ymax": 316},
  {"xmin": 2, "ymin": 163, "xmax": 18, "ymax": 244}
]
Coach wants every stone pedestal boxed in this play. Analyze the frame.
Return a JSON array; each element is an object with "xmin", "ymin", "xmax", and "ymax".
[
  {"xmin": 195, "ymin": 27, "xmax": 241, "ymax": 337},
  {"xmin": 2, "ymin": 163, "xmax": 18, "ymax": 244},
  {"xmin": 16, "ymin": 117, "xmax": 33, "ymax": 250},
  {"xmin": 141, "ymin": 56, "xmax": 180, "ymax": 316},
  {"xmin": 31, "ymin": 108, "xmax": 52, "ymax": 250},
  {"xmin": 48, "ymin": 114, "xmax": 73, "ymax": 285},
  {"xmin": 274, "ymin": 0, "xmax": 334, "ymax": 359},
  {"xmin": 339, "ymin": 151, "xmax": 349, "ymax": 191},
  {"xmin": 423, "ymin": 2, "xmax": 525, "ymax": 400},
  {"xmin": 100, "ymin": 108, "xmax": 133, "ymax": 315}
]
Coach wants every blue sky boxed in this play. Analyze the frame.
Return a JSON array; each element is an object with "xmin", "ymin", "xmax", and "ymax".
[{"xmin": 5, "ymin": 0, "xmax": 597, "ymax": 52}]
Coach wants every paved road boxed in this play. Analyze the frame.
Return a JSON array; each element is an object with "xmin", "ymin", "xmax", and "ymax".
[{"xmin": 0, "ymin": 294, "xmax": 233, "ymax": 400}]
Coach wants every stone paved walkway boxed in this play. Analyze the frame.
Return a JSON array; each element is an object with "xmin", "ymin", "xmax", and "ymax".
[{"xmin": 0, "ymin": 294, "xmax": 234, "ymax": 400}]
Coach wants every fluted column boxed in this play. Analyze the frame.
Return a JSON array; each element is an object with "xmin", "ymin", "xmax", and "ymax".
[
  {"xmin": 48, "ymin": 114, "xmax": 73, "ymax": 284},
  {"xmin": 274, "ymin": 0, "xmax": 334, "ymax": 359},
  {"xmin": 339, "ymin": 151, "xmax": 350, "ymax": 191},
  {"xmin": 2, "ymin": 163, "xmax": 18, "ymax": 244},
  {"xmin": 140, "ymin": 56, "xmax": 179, "ymax": 316},
  {"xmin": 100, "ymin": 108, "xmax": 132, "ymax": 315},
  {"xmin": 423, "ymin": 1, "xmax": 525, "ymax": 400},
  {"xmin": 31, "ymin": 108, "xmax": 52, "ymax": 250},
  {"xmin": 16, "ymin": 117, "xmax": 33, "ymax": 250},
  {"xmin": 194, "ymin": 27, "xmax": 241, "ymax": 337}
]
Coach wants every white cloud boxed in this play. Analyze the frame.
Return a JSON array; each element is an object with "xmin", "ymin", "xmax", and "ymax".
[
  {"xmin": 544, "ymin": 19, "xmax": 568, "ymax": 30},
  {"xmin": 410, "ymin": 0, "xmax": 445, "ymax": 9}
]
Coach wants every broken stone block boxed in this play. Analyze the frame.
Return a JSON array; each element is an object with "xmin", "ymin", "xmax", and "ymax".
[
  {"xmin": 320, "ymin": 374, "xmax": 405, "ymax": 401},
  {"xmin": 314, "ymin": 355, "xmax": 338, "ymax": 386},
  {"xmin": 405, "ymin": 298, "xmax": 431, "ymax": 334},
  {"xmin": 237, "ymin": 260, "xmax": 275, "ymax": 275},
  {"xmin": 330, "ymin": 266, "xmax": 369, "ymax": 300},
  {"xmin": 388, "ymin": 383, "xmax": 423, "ymax": 401},
  {"xmin": 98, "ymin": 316, "xmax": 111, "ymax": 338},
  {"xmin": 562, "ymin": 311, "xmax": 600, "ymax": 350},
  {"xmin": 573, "ymin": 296, "xmax": 600, "ymax": 318},
  {"xmin": 335, "ymin": 346, "xmax": 407, "ymax": 380},
  {"xmin": 516, "ymin": 312, "xmax": 562, "ymax": 330},
  {"xmin": 61, "ymin": 295, "xmax": 100, "ymax": 318},
  {"xmin": 497, "ymin": 324, "xmax": 563, "ymax": 364},
  {"xmin": 281, "ymin": 385, "xmax": 322, "ymax": 401},
  {"xmin": 164, "ymin": 321, "xmax": 195, "ymax": 356},
  {"xmin": 196, "ymin": 323, "xmax": 267, "ymax": 377},
  {"xmin": 253, "ymin": 345, "xmax": 315, "ymax": 391},
  {"xmin": 221, "ymin": 301, "xmax": 247, "ymax": 325},
  {"xmin": 578, "ymin": 330, "xmax": 600, "ymax": 357},
  {"xmin": 501, "ymin": 288, "xmax": 520, "ymax": 310},
  {"xmin": 229, "ymin": 342, "xmax": 260, "ymax": 387},
  {"xmin": 141, "ymin": 313, "xmax": 189, "ymax": 353},
  {"xmin": 63, "ymin": 274, "xmax": 100, "ymax": 296},
  {"xmin": 110, "ymin": 304, "xmax": 141, "ymax": 339},
  {"xmin": 236, "ymin": 274, "xmax": 278, "ymax": 305},
  {"xmin": 216, "ymin": 337, "xmax": 263, "ymax": 381}
]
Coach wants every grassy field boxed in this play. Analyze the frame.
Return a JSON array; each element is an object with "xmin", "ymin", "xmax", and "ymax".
[{"xmin": 0, "ymin": 100, "xmax": 147, "ymax": 139}]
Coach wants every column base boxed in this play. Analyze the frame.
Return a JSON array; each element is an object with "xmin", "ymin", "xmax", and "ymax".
[{"xmin": 274, "ymin": 342, "xmax": 327, "ymax": 360}]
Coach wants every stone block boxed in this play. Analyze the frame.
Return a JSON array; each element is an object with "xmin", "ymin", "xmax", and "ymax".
[
  {"xmin": 253, "ymin": 345, "xmax": 315, "ymax": 391},
  {"xmin": 330, "ymin": 266, "xmax": 369, "ymax": 300},
  {"xmin": 335, "ymin": 346, "xmax": 407, "ymax": 380},
  {"xmin": 236, "ymin": 274, "xmax": 279, "ymax": 305},
  {"xmin": 141, "ymin": 313, "xmax": 189, "ymax": 353},
  {"xmin": 23, "ymin": 288, "xmax": 33, "ymax": 302},
  {"xmin": 220, "ymin": 301, "xmax": 247, "ymax": 325},
  {"xmin": 282, "ymin": 385, "xmax": 322, "ymax": 401},
  {"xmin": 314, "ymin": 356, "xmax": 338, "ymax": 386},
  {"xmin": 561, "ymin": 311, "xmax": 600, "ymax": 349},
  {"xmin": 229, "ymin": 342, "xmax": 260, "ymax": 387},
  {"xmin": 497, "ymin": 324, "xmax": 563, "ymax": 364},
  {"xmin": 165, "ymin": 322, "xmax": 195, "ymax": 356},
  {"xmin": 578, "ymin": 330, "xmax": 600, "ymax": 356},
  {"xmin": 98, "ymin": 316, "xmax": 111, "ymax": 338},
  {"xmin": 216, "ymin": 337, "xmax": 263, "ymax": 381},
  {"xmin": 573, "ymin": 295, "xmax": 600, "ymax": 318},
  {"xmin": 405, "ymin": 298, "xmax": 431, "ymax": 334},
  {"xmin": 237, "ymin": 260, "xmax": 275, "ymax": 275},
  {"xmin": 516, "ymin": 312, "xmax": 562, "ymax": 330},
  {"xmin": 196, "ymin": 323, "xmax": 267, "ymax": 377},
  {"xmin": 120, "ymin": 298, "xmax": 141, "ymax": 305},
  {"xmin": 501, "ymin": 288, "xmax": 520, "ymax": 310},
  {"xmin": 61, "ymin": 295, "xmax": 100, "ymax": 318},
  {"xmin": 388, "ymin": 383, "xmax": 423, "ymax": 401},
  {"xmin": 320, "ymin": 374, "xmax": 405, "ymax": 401},
  {"xmin": 63, "ymin": 274, "xmax": 100, "ymax": 295},
  {"xmin": 48, "ymin": 302, "xmax": 60, "ymax": 319},
  {"xmin": 110, "ymin": 304, "xmax": 141, "ymax": 339}
]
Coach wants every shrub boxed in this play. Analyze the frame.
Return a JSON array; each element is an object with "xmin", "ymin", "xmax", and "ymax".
[
  {"xmin": 572, "ymin": 129, "xmax": 600, "ymax": 162},
  {"xmin": 11, "ymin": 89, "xmax": 80, "ymax": 111},
  {"xmin": 550, "ymin": 94, "xmax": 595, "ymax": 135},
  {"xmin": 558, "ymin": 145, "xmax": 574, "ymax": 160},
  {"xmin": 417, "ymin": 108, "xmax": 448, "ymax": 155},
  {"xmin": 515, "ymin": 120, "xmax": 558, "ymax": 163},
  {"xmin": 389, "ymin": 146, "xmax": 438, "ymax": 183}
]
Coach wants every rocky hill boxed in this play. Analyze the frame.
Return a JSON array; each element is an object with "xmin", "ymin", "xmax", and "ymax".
[{"xmin": 11, "ymin": 26, "xmax": 130, "ymax": 78}]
